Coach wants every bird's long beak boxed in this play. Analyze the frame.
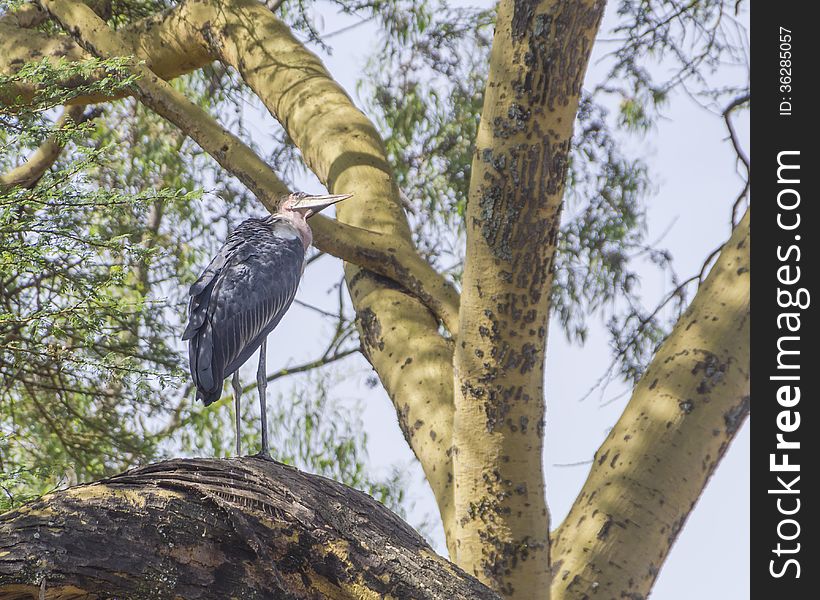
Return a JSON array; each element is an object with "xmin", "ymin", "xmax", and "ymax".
[{"xmin": 293, "ymin": 193, "xmax": 353, "ymax": 217}]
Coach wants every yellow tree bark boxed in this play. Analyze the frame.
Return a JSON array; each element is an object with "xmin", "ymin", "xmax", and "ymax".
[
  {"xmin": 453, "ymin": 1, "xmax": 604, "ymax": 596},
  {"xmin": 550, "ymin": 209, "xmax": 750, "ymax": 599}
]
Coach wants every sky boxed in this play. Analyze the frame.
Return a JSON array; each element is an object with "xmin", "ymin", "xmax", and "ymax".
[{"xmin": 229, "ymin": 1, "xmax": 751, "ymax": 597}]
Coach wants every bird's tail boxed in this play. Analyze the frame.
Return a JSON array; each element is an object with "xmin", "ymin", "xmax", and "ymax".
[{"xmin": 197, "ymin": 387, "xmax": 224, "ymax": 407}]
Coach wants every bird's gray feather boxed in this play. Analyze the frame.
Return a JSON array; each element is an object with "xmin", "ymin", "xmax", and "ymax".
[
  {"xmin": 182, "ymin": 238, "xmax": 242, "ymax": 341},
  {"xmin": 184, "ymin": 217, "xmax": 305, "ymax": 405}
]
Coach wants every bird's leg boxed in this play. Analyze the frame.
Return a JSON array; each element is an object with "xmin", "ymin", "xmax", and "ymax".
[
  {"xmin": 232, "ymin": 371, "xmax": 242, "ymax": 456},
  {"xmin": 257, "ymin": 338, "xmax": 271, "ymax": 458}
]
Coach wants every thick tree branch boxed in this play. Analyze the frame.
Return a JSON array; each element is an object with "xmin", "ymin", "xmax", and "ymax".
[
  {"xmin": 550, "ymin": 209, "xmax": 750, "ymax": 600},
  {"xmin": 0, "ymin": 2, "xmax": 48, "ymax": 28},
  {"xmin": 37, "ymin": 0, "xmax": 290, "ymax": 205},
  {"xmin": 0, "ymin": 458, "xmax": 499, "ymax": 599},
  {"xmin": 452, "ymin": 1, "xmax": 605, "ymax": 595},
  {"xmin": 0, "ymin": 105, "xmax": 88, "ymax": 190},
  {"xmin": 312, "ymin": 217, "xmax": 461, "ymax": 334},
  {"xmin": 0, "ymin": 3, "xmax": 212, "ymax": 106},
  {"xmin": 0, "ymin": 0, "xmax": 109, "ymax": 28}
]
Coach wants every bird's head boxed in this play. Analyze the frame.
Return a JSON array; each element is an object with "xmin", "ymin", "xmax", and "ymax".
[{"xmin": 281, "ymin": 191, "xmax": 353, "ymax": 219}]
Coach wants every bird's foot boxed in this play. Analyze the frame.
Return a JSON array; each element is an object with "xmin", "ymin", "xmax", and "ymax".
[{"xmin": 254, "ymin": 449, "xmax": 273, "ymax": 461}]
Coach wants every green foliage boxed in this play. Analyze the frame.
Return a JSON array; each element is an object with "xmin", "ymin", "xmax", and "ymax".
[
  {"xmin": 360, "ymin": 1, "xmax": 493, "ymax": 272},
  {"xmin": 267, "ymin": 373, "xmax": 408, "ymax": 516},
  {"xmin": 603, "ymin": 0, "xmax": 748, "ymax": 125},
  {"xmin": 0, "ymin": 0, "xmax": 26, "ymax": 17},
  {"xmin": 0, "ymin": 55, "xmax": 196, "ymax": 504},
  {"xmin": 0, "ymin": 460, "xmax": 63, "ymax": 512},
  {"xmin": 552, "ymin": 95, "xmax": 692, "ymax": 383},
  {"xmin": 0, "ymin": 56, "xmax": 140, "ymax": 117},
  {"xmin": 1, "ymin": 113, "xmax": 198, "ymax": 495},
  {"xmin": 574, "ymin": 0, "xmax": 749, "ymax": 382}
]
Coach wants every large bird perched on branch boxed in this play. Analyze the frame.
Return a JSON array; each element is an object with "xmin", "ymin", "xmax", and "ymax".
[{"xmin": 183, "ymin": 191, "xmax": 352, "ymax": 457}]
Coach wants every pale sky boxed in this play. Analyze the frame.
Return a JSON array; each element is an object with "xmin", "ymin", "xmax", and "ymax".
[{"xmin": 231, "ymin": 2, "xmax": 750, "ymax": 597}]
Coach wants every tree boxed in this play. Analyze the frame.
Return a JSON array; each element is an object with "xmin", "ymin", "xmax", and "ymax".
[{"xmin": 0, "ymin": 0, "xmax": 749, "ymax": 599}]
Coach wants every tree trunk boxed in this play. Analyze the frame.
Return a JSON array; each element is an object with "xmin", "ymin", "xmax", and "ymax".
[
  {"xmin": 453, "ymin": 1, "xmax": 605, "ymax": 596},
  {"xmin": 0, "ymin": 457, "xmax": 498, "ymax": 600}
]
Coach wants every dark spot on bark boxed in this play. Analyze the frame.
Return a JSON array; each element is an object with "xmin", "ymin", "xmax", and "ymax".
[
  {"xmin": 511, "ymin": 0, "xmax": 540, "ymax": 40},
  {"xmin": 597, "ymin": 514, "xmax": 613, "ymax": 540},
  {"xmin": 429, "ymin": 430, "xmax": 437, "ymax": 442},
  {"xmin": 477, "ymin": 531, "xmax": 545, "ymax": 596},
  {"xmin": 313, "ymin": 548, "xmax": 351, "ymax": 586},
  {"xmin": 666, "ymin": 516, "xmax": 686, "ymax": 548},
  {"xmin": 724, "ymin": 395, "xmax": 750, "ymax": 434},
  {"xmin": 483, "ymin": 387, "xmax": 511, "ymax": 433},
  {"xmin": 357, "ymin": 308, "xmax": 384, "ymax": 358},
  {"xmin": 519, "ymin": 342, "xmax": 539, "ymax": 374},
  {"xmin": 396, "ymin": 403, "xmax": 412, "ymax": 443},
  {"xmin": 514, "ymin": 3, "xmax": 605, "ymax": 109},
  {"xmin": 691, "ymin": 351, "xmax": 726, "ymax": 394},
  {"xmin": 508, "ymin": 103, "xmax": 530, "ymax": 125}
]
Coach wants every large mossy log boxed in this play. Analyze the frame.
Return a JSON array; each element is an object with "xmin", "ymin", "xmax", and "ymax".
[{"xmin": 0, "ymin": 457, "xmax": 499, "ymax": 599}]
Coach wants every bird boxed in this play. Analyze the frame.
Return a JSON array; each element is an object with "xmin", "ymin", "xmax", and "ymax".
[{"xmin": 182, "ymin": 191, "xmax": 352, "ymax": 457}]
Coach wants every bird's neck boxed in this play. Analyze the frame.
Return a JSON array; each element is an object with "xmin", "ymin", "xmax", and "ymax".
[{"xmin": 280, "ymin": 210, "xmax": 313, "ymax": 250}]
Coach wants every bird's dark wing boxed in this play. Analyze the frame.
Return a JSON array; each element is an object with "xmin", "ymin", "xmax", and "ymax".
[
  {"xmin": 182, "ymin": 238, "xmax": 242, "ymax": 341},
  {"xmin": 186, "ymin": 218, "xmax": 305, "ymax": 405}
]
